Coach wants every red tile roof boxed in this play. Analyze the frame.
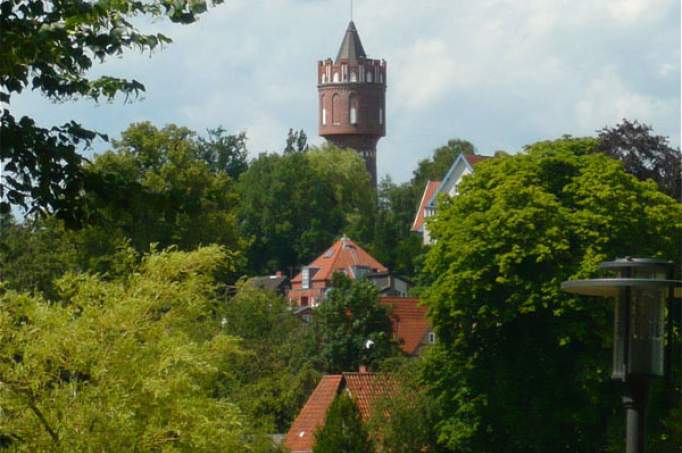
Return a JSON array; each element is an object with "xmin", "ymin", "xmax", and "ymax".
[
  {"xmin": 381, "ymin": 297, "xmax": 431, "ymax": 355},
  {"xmin": 292, "ymin": 236, "xmax": 387, "ymax": 283},
  {"xmin": 343, "ymin": 372, "xmax": 398, "ymax": 420},
  {"xmin": 411, "ymin": 180, "xmax": 440, "ymax": 232},
  {"xmin": 283, "ymin": 372, "xmax": 398, "ymax": 452},
  {"xmin": 464, "ymin": 154, "xmax": 491, "ymax": 167},
  {"xmin": 283, "ymin": 375, "xmax": 344, "ymax": 453}
]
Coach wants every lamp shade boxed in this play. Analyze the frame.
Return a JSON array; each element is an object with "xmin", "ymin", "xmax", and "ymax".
[{"xmin": 561, "ymin": 258, "xmax": 679, "ymax": 381}]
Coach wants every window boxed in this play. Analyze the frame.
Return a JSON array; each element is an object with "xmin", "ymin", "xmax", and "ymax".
[
  {"xmin": 350, "ymin": 71, "xmax": 357, "ymax": 82},
  {"xmin": 301, "ymin": 296, "xmax": 309, "ymax": 306},
  {"xmin": 302, "ymin": 268, "xmax": 310, "ymax": 289},
  {"xmin": 379, "ymin": 72, "xmax": 384, "ymax": 84},
  {"xmin": 366, "ymin": 71, "xmax": 373, "ymax": 83},
  {"xmin": 333, "ymin": 72, "xmax": 340, "ymax": 83},
  {"xmin": 428, "ymin": 332, "xmax": 437, "ymax": 344},
  {"xmin": 379, "ymin": 107, "xmax": 383, "ymax": 125},
  {"xmin": 322, "ymin": 107, "xmax": 327, "ymax": 125},
  {"xmin": 350, "ymin": 106, "xmax": 357, "ymax": 124},
  {"xmin": 321, "ymin": 73, "xmax": 326, "ymax": 84}
]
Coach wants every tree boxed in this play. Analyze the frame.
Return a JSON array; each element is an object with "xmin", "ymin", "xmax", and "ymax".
[
  {"xmin": 0, "ymin": 246, "xmax": 274, "ymax": 451},
  {"xmin": 422, "ymin": 137, "xmax": 682, "ymax": 452},
  {"xmin": 313, "ymin": 392, "xmax": 374, "ymax": 453},
  {"xmin": 412, "ymin": 139, "xmax": 476, "ymax": 192},
  {"xmin": 197, "ymin": 127, "xmax": 249, "ymax": 179},
  {"xmin": 284, "ymin": 128, "xmax": 309, "ymax": 154},
  {"xmin": 1, "ymin": 0, "xmax": 222, "ymax": 221},
  {"xmin": 313, "ymin": 274, "xmax": 399, "ymax": 373},
  {"xmin": 368, "ymin": 177, "xmax": 424, "ymax": 277},
  {"xmin": 85, "ymin": 122, "xmax": 245, "ymax": 256},
  {"xmin": 237, "ymin": 144, "xmax": 373, "ymax": 274},
  {"xmin": 219, "ymin": 283, "xmax": 320, "ymax": 433},
  {"xmin": 368, "ymin": 357, "xmax": 443, "ymax": 453},
  {"xmin": 597, "ymin": 119, "xmax": 681, "ymax": 200}
]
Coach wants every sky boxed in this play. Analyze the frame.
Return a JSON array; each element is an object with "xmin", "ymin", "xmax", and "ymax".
[{"xmin": 12, "ymin": 0, "xmax": 682, "ymax": 183}]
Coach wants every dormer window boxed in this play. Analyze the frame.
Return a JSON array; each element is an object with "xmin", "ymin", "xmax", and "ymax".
[
  {"xmin": 302, "ymin": 268, "xmax": 310, "ymax": 289},
  {"xmin": 428, "ymin": 332, "xmax": 437, "ymax": 344}
]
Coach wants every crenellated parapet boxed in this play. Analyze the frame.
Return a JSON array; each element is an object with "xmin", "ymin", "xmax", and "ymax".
[{"xmin": 317, "ymin": 58, "xmax": 386, "ymax": 85}]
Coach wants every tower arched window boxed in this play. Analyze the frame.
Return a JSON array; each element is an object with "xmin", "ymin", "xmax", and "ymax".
[
  {"xmin": 349, "ymin": 95, "xmax": 358, "ymax": 125},
  {"xmin": 320, "ymin": 94, "xmax": 327, "ymax": 125},
  {"xmin": 332, "ymin": 94, "xmax": 342, "ymax": 125}
]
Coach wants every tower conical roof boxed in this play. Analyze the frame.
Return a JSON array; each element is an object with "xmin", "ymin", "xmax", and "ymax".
[{"xmin": 335, "ymin": 21, "xmax": 367, "ymax": 64}]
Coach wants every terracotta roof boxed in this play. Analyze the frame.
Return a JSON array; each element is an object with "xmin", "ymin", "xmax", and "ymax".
[
  {"xmin": 343, "ymin": 372, "xmax": 398, "ymax": 420},
  {"xmin": 283, "ymin": 375, "xmax": 344, "ymax": 453},
  {"xmin": 284, "ymin": 372, "xmax": 398, "ymax": 452},
  {"xmin": 411, "ymin": 180, "xmax": 440, "ymax": 232},
  {"xmin": 381, "ymin": 297, "xmax": 431, "ymax": 355},
  {"xmin": 463, "ymin": 154, "xmax": 491, "ymax": 167},
  {"xmin": 292, "ymin": 236, "xmax": 387, "ymax": 283}
]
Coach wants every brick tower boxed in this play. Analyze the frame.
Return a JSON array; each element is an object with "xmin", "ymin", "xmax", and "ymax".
[{"xmin": 318, "ymin": 21, "xmax": 386, "ymax": 186}]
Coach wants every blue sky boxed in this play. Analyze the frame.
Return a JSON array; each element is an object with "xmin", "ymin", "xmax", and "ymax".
[{"xmin": 12, "ymin": 0, "xmax": 681, "ymax": 183}]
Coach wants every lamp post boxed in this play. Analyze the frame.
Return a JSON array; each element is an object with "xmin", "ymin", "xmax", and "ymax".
[{"xmin": 561, "ymin": 257, "xmax": 681, "ymax": 453}]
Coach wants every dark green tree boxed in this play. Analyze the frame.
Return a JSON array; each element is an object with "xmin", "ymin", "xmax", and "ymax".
[
  {"xmin": 85, "ymin": 122, "xmax": 245, "ymax": 256},
  {"xmin": 218, "ymin": 283, "xmax": 320, "ymax": 433},
  {"xmin": 314, "ymin": 274, "xmax": 399, "ymax": 373},
  {"xmin": 0, "ymin": 0, "xmax": 222, "ymax": 221},
  {"xmin": 313, "ymin": 392, "xmax": 374, "ymax": 453},
  {"xmin": 422, "ymin": 137, "xmax": 682, "ymax": 452},
  {"xmin": 368, "ymin": 357, "xmax": 443, "ymax": 453},
  {"xmin": 237, "ymin": 144, "xmax": 373, "ymax": 274},
  {"xmin": 284, "ymin": 128, "xmax": 309, "ymax": 154},
  {"xmin": 197, "ymin": 128, "xmax": 249, "ymax": 179}
]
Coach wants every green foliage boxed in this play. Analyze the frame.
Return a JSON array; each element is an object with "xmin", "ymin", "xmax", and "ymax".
[
  {"xmin": 422, "ymin": 137, "xmax": 682, "ymax": 452},
  {"xmin": 412, "ymin": 139, "xmax": 475, "ymax": 192},
  {"xmin": 86, "ymin": 122, "xmax": 246, "ymax": 257},
  {"xmin": 314, "ymin": 274, "xmax": 399, "ymax": 373},
  {"xmin": 219, "ymin": 283, "xmax": 320, "ymax": 432},
  {"xmin": 0, "ymin": 246, "xmax": 274, "ymax": 451},
  {"xmin": 0, "ymin": 0, "xmax": 221, "ymax": 219},
  {"xmin": 238, "ymin": 144, "xmax": 373, "ymax": 274},
  {"xmin": 313, "ymin": 392, "xmax": 374, "ymax": 453},
  {"xmin": 369, "ymin": 177, "xmax": 424, "ymax": 277},
  {"xmin": 369, "ymin": 357, "xmax": 443, "ymax": 453},
  {"xmin": 284, "ymin": 129, "xmax": 309, "ymax": 154},
  {"xmin": 197, "ymin": 127, "xmax": 249, "ymax": 179}
]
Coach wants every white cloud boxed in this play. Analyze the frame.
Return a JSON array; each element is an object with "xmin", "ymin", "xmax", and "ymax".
[{"xmin": 11, "ymin": 0, "xmax": 681, "ymax": 184}]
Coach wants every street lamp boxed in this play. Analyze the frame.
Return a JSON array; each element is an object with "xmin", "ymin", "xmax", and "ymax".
[{"xmin": 561, "ymin": 257, "xmax": 681, "ymax": 453}]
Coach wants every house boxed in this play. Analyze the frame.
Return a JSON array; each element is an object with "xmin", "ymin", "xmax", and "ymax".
[
  {"xmin": 380, "ymin": 297, "xmax": 436, "ymax": 356},
  {"xmin": 289, "ymin": 235, "xmax": 410, "ymax": 307},
  {"xmin": 246, "ymin": 272, "xmax": 291, "ymax": 296},
  {"xmin": 412, "ymin": 153, "xmax": 491, "ymax": 245},
  {"xmin": 283, "ymin": 371, "xmax": 397, "ymax": 453}
]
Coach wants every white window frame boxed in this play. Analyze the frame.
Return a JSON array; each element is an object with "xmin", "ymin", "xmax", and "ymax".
[
  {"xmin": 350, "ymin": 106, "xmax": 357, "ymax": 124},
  {"xmin": 302, "ymin": 268, "xmax": 310, "ymax": 289}
]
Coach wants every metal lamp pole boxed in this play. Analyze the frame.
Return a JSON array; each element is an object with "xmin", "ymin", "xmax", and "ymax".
[{"xmin": 562, "ymin": 258, "xmax": 681, "ymax": 453}]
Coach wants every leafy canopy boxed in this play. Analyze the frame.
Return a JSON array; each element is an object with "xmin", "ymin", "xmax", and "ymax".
[
  {"xmin": 0, "ymin": 0, "xmax": 221, "ymax": 220},
  {"xmin": 237, "ymin": 144, "xmax": 374, "ymax": 274},
  {"xmin": 422, "ymin": 137, "xmax": 682, "ymax": 452},
  {"xmin": 0, "ymin": 246, "xmax": 275, "ymax": 451},
  {"xmin": 313, "ymin": 273, "xmax": 399, "ymax": 373}
]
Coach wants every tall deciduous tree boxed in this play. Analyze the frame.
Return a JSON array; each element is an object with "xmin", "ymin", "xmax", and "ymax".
[
  {"xmin": 313, "ymin": 392, "xmax": 374, "ymax": 453},
  {"xmin": 85, "ymin": 122, "xmax": 245, "ymax": 256},
  {"xmin": 237, "ymin": 144, "xmax": 373, "ymax": 274},
  {"xmin": 0, "ymin": 246, "xmax": 274, "ymax": 451},
  {"xmin": 422, "ymin": 137, "xmax": 682, "ymax": 452},
  {"xmin": 0, "ymin": 0, "xmax": 222, "ymax": 221},
  {"xmin": 314, "ymin": 274, "xmax": 399, "ymax": 373}
]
